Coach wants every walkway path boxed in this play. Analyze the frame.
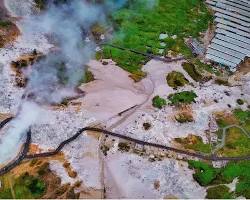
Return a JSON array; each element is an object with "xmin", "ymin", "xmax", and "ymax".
[
  {"xmin": 212, "ymin": 124, "xmax": 250, "ymax": 153},
  {"xmin": 1, "ymin": 118, "xmax": 250, "ymax": 176}
]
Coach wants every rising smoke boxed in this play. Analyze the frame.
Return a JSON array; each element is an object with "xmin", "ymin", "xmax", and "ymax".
[{"xmin": 0, "ymin": 0, "xmax": 157, "ymax": 164}]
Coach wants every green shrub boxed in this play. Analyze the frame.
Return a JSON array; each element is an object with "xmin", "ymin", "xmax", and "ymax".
[
  {"xmin": 84, "ymin": 70, "xmax": 95, "ymax": 83},
  {"xmin": 182, "ymin": 62, "xmax": 202, "ymax": 82},
  {"xmin": 168, "ymin": 91, "xmax": 197, "ymax": 105},
  {"xmin": 175, "ymin": 135, "xmax": 211, "ymax": 153},
  {"xmin": 189, "ymin": 160, "xmax": 250, "ymax": 199},
  {"xmin": 166, "ymin": 71, "xmax": 189, "ymax": 88},
  {"xmin": 206, "ymin": 185, "xmax": 233, "ymax": 199},
  {"xmin": 175, "ymin": 112, "xmax": 194, "ymax": 123},
  {"xmin": 188, "ymin": 160, "xmax": 219, "ymax": 186},
  {"xmin": 152, "ymin": 95, "xmax": 167, "ymax": 109},
  {"xmin": 0, "ymin": 173, "xmax": 46, "ymax": 199},
  {"xmin": 0, "ymin": 20, "xmax": 12, "ymax": 27},
  {"xmin": 236, "ymin": 99, "xmax": 245, "ymax": 105},
  {"xmin": 118, "ymin": 142, "xmax": 130, "ymax": 152}
]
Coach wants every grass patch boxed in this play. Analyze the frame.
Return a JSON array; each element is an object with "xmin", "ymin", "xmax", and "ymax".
[
  {"xmin": 218, "ymin": 127, "xmax": 250, "ymax": 157},
  {"xmin": 152, "ymin": 95, "xmax": 167, "ymax": 109},
  {"xmin": 168, "ymin": 91, "xmax": 197, "ymax": 105},
  {"xmin": 234, "ymin": 109, "xmax": 250, "ymax": 123},
  {"xmin": 175, "ymin": 135, "xmax": 211, "ymax": 153},
  {"xmin": 0, "ymin": 173, "xmax": 46, "ymax": 199},
  {"xmin": 206, "ymin": 185, "xmax": 233, "ymax": 199},
  {"xmin": 182, "ymin": 62, "xmax": 202, "ymax": 82},
  {"xmin": 214, "ymin": 109, "xmax": 250, "ymax": 157},
  {"xmin": 166, "ymin": 71, "xmax": 189, "ymax": 88},
  {"xmin": 188, "ymin": 160, "xmax": 219, "ymax": 186},
  {"xmin": 83, "ymin": 69, "xmax": 95, "ymax": 83},
  {"xmin": 102, "ymin": 0, "xmax": 213, "ymax": 77}
]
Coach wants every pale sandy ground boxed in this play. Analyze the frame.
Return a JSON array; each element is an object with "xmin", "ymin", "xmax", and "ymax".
[
  {"xmin": 104, "ymin": 152, "xmax": 206, "ymax": 199},
  {"xmin": 77, "ymin": 59, "xmax": 150, "ymax": 121},
  {"xmin": 0, "ymin": 0, "xmax": 52, "ymax": 114},
  {"xmin": 111, "ymin": 60, "xmax": 250, "ymax": 145}
]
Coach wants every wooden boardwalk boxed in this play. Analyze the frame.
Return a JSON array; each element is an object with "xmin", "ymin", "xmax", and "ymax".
[{"xmin": 206, "ymin": 0, "xmax": 250, "ymax": 70}]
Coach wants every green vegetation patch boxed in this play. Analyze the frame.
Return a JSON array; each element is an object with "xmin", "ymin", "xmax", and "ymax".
[
  {"xmin": 188, "ymin": 160, "xmax": 250, "ymax": 199},
  {"xmin": 152, "ymin": 95, "xmax": 167, "ymax": 109},
  {"xmin": 83, "ymin": 69, "xmax": 95, "ymax": 83},
  {"xmin": 168, "ymin": 91, "xmax": 197, "ymax": 105},
  {"xmin": 0, "ymin": 20, "xmax": 12, "ymax": 28},
  {"xmin": 214, "ymin": 109, "xmax": 250, "ymax": 157},
  {"xmin": 188, "ymin": 160, "xmax": 219, "ymax": 186},
  {"xmin": 236, "ymin": 99, "xmax": 245, "ymax": 105},
  {"xmin": 0, "ymin": 173, "xmax": 46, "ymax": 199},
  {"xmin": 175, "ymin": 135, "xmax": 211, "ymax": 153},
  {"xmin": 206, "ymin": 185, "xmax": 233, "ymax": 199},
  {"xmin": 166, "ymin": 71, "xmax": 189, "ymax": 88},
  {"xmin": 182, "ymin": 62, "xmax": 202, "ymax": 82},
  {"xmin": 234, "ymin": 109, "xmax": 250, "ymax": 124},
  {"xmin": 102, "ymin": 0, "xmax": 213, "ymax": 77}
]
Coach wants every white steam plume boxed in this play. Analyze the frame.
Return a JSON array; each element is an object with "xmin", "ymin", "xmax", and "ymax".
[{"xmin": 0, "ymin": 0, "xmax": 157, "ymax": 165}]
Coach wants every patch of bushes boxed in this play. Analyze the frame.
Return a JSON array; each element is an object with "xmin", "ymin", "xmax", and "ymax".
[
  {"xmin": 206, "ymin": 185, "xmax": 233, "ymax": 199},
  {"xmin": 129, "ymin": 71, "xmax": 147, "ymax": 82},
  {"xmin": 84, "ymin": 69, "xmax": 95, "ymax": 83},
  {"xmin": 188, "ymin": 160, "xmax": 250, "ymax": 199},
  {"xmin": 152, "ymin": 95, "xmax": 167, "ymax": 109},
  {"xmin": 215, "ymin": 78, "xmax": 230, "ymax": 86},
  {"xmin": 236, "ymin": 99, "xmax": 245, "ymax": 105},
  {"xmin": 188, "ymin": 160, "xmax": 219, "ymax": 186},
  {"xmin": 100, "ymin": 145, "xmax": 110, "ymax": 156},
  {"xmin": 118, "ymin": 142, "xmax": 130, "ymax": 152},
  {"xmin": 166, "ymin": 71, "xmax": 189, "ymax": 88},
  {"xmin": 0, "ymin": 20, "xmax": 12, "ymax": 27},
  {"xmin": 143, "ymin": 122, "xmax": 151, "ymax": 130},
  {"xmin": 182, "ymin": 62, "xmax": 202, "ymax": 82},
  {"xmin": 168, "ymin": 91, "xmax": 197, "ymax": 105},
  {"xmin": 175, "ymin": 134, "xmax": 211, "ymax": 153},
  {"xmin": 175, "ymin": 112, "xmax": 194, "ymax": 123},
  {"xmin": 0, "ymin": 173, "xmax": 46, "ymax": 199}
]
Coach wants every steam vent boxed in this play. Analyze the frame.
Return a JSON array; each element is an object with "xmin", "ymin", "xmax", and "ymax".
[
  {"xmin": 1, "ymin": 0, "xmax": 250, "ymax": 199},
  {"xmin": 206, "ymin": 0, "xmax": 250, "ymax": 70}
]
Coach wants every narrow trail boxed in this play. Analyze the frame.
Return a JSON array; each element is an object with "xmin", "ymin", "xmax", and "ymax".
[
  {"xmin": 1, "ymin": 118, "xmax": 250, "ymax": 176},
  {"xmin": 212, "ymin": 125, "xmax": 250, "ymax": 153},
  {"xmin": 102, "ymin": 44, "xmax": 184, "ymax": 63}
]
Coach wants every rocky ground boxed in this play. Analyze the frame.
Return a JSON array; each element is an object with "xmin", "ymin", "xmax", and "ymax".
[{"xmin": 0, "ymin": 0, "xmax": 250, "ymax": 199}]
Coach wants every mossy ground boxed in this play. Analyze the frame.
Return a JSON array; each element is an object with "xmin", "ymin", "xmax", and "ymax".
[{"xmin": 102, "ymin": 0, "xmax": 213, "ymax": 77}]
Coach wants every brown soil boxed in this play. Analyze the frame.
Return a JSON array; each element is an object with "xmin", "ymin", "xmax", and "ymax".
[
  {"xmin": 6, "ymin": 157, "xmax": 80, "ymax": 199},
  {"xmin": 11, "ymin": 52, "xmax": 44, "ymax": 87},
  {"xmin": 238, "ymin": 57, "xmax": 250, "ymax": 74},
  {"xmin": 0, "ymin": 21, "xmax": 20, "ymax": 47}
]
